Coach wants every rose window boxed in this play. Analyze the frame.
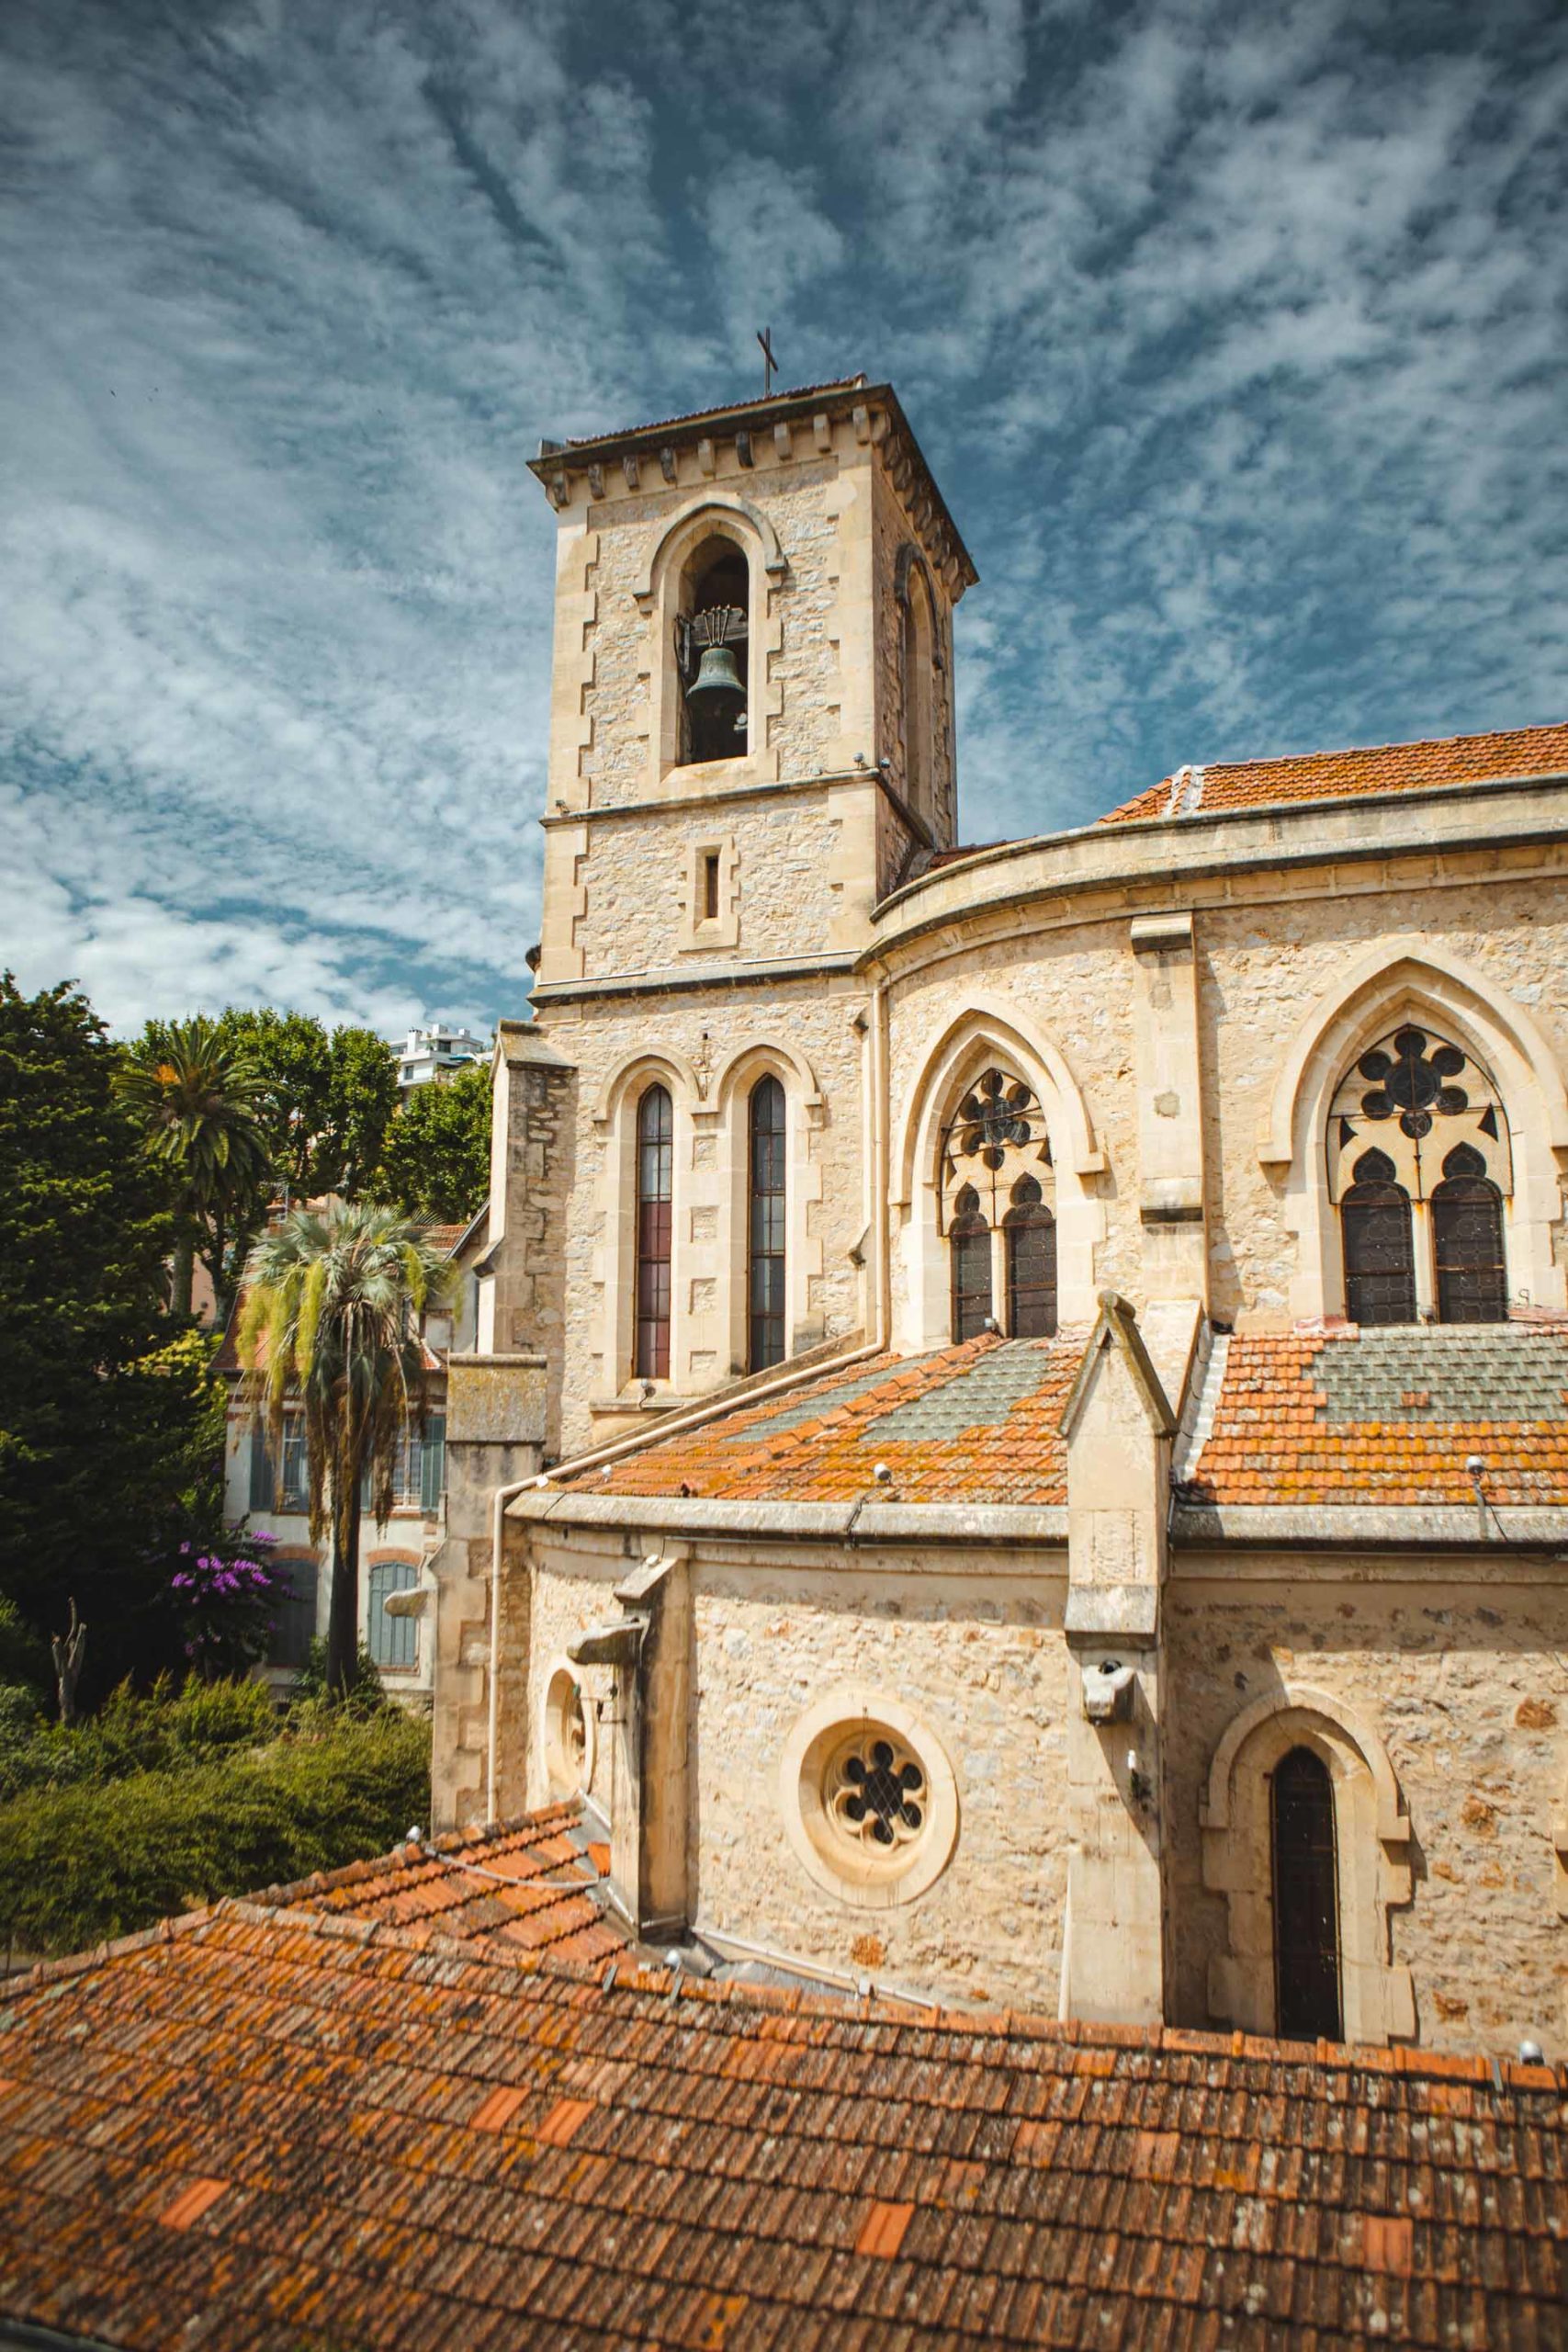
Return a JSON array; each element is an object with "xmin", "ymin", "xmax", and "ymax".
[
  {"xmin": 1356, "ymin": 1027, "xmax": 1469, "ymax": 1140},
  {"xmin": 955, "ymin": 1069, "xmax": 1035, "ymax": 1166},
  {"xmin": 825, "ymin": 1733, "xmax": 925, "ymax": 1855}
]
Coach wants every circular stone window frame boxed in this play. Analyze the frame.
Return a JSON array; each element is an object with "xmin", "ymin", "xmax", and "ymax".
[
  {"xmin": 542, "ymin": 1655, "xmax": 597, "ymax": 1801},
  {"xmin": 779, "ymin": 1687, "xmax": 959, "ymax": 1911}
]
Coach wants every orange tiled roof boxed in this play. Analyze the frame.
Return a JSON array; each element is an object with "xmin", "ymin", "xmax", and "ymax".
[
  {"xmin": 1098, "ymin": 720, "xmax": 1568, "ymax": 826},
  {"xmin": 256, "ymin": 1800, "xmax": 626, "ymax": 1966},
  {"xmin": 577, "ymin": 1335, "xmax": 1083, "ymax": 1506},
  {"xmin": 1187, "ymin": 1328, "xmax": 1568, "ymax": 1508},
  {"xmin": 0, "ymin": 1900, "xmax": 1562, "ymax": 2350}
]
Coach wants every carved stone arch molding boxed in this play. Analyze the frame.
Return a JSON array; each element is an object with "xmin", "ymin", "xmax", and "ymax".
[
  {"xmin": 892, "ymin": 998, "xmax": 1105, "ymax": 1346},
  {"xmin": 710, "ymin": 1035, "xmax": 824, "ymax": 1124},
  {"xmin": 592, "ymin": 1046, "xmax": 703, "ymax": 1130},
  {"xmin": 1200, "ymin": 1683, "xmax": 1416, "ymax": 2046},
  {"xmin": 1258, "ymin": 942, "xmax": 1568, "ymax": 1319},
  {"xmin": 632, "ymin": 494, "xmax": 788, "ymax": 611}
]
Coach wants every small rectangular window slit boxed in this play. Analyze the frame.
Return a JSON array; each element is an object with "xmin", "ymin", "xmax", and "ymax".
[{"xmin": 701, "ymin": 851, "xmax": 720, "ymax": 922}]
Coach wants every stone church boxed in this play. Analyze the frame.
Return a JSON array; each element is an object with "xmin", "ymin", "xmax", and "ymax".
[{"xmin": 424, "ymin": 373, "xmax": 1568, "ymax": 2062}]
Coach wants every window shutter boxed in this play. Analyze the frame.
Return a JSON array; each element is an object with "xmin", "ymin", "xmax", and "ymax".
[
  {"xmin": 249, "ymin": 1431, "xmax": 274, "ymax": 1512},
  {"xmin": 421, "ymin": 1417, "xmax": 446, "ymax": 1513}
]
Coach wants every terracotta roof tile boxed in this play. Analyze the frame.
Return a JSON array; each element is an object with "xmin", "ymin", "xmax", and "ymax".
[
  {"xmin": 255, "ymin": 1801, "xmax": 630, "ymax": 1962},
  {"xmin": 570, "ymin": 1335, "xmax": 1081, "ymax": 1508},
  {"xmin": 3, "ymin": 1900, "xmax": 1559, "ymax": 2347},
  {"xmin": 1185, "ymin": 1327, "xmax": 1568, "ymax": 1508},
  {"xmin": 1098, "ymin": 720, "xmax": 1568, "ymax": 827}
]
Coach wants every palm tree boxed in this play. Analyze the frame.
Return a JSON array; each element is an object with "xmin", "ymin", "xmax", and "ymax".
[
  {"xmin": 240, "ymin": 1204, "xmax": 453, "ymax": 1695},
  {"xmin": 116, "ymin": 1018, "xmax": 270, "ymax": 1317}
]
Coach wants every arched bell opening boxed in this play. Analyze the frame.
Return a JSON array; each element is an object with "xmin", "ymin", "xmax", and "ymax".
[{"xmin": 674, "ymin": 536, "xmax": 750, "ymax": 765}]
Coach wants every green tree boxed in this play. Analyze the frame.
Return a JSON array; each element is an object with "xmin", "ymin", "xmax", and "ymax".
[
  {"xmin": 241, "ymin": 1204, "xmax": 452, "ymax": 1696},
  {"xmin": 217, "ymin": 1008, "xmax": 333, "ymax": 1204},
  {"xmin": 116, "ymin": 1016, "xmax": 270, "ymax": 1316},
  {"xmin": 373, "ymin": 1062, "xmax": 491, "ymax": 1221},
  {"xmin": 0, "ymin": 977, "xmax": 214, "ymax": 1682},
  {"xmin": 323, "ymin": 1025, "xmax": 400, "ymax": 1198}
]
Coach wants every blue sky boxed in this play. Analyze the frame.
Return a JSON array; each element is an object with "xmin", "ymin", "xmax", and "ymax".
[{"xmin": 3, "ymin": 0, "xmax": 1564, "ymax": 1038}]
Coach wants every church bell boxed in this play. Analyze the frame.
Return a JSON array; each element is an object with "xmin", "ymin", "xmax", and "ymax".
[{"xmin": 686, "ymin": 642, "xmax": 746, "ymax": 720}]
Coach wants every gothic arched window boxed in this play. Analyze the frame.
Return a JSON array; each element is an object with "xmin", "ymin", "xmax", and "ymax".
[
  {"xmin": 748, "ymin": 1075, "xmax": 786, "ymax": 1372},
  {"xmin": 1004, "ymin": 1174, "xmax": 1057, "ymax": 1338},
  {"xmin": 674, "ymin": 537, "xmax": 750, "ymax": 766},
  {"xmin": 1326, "ymin": 1024, "xmax": 1511, "ymax": 1324},
  {"xmin": 1340, "ymin": 1148, "xmax": 1416, "ymax": 1327},
  {"xmin": 1271, "ymin": 1746, "xmax": 1342, "ymax": 2041},
  {"xmin": 1432, "ymin": 1142, "xmax": 1507, "ymax": 1324},
  {"xmin": 901, "ymin": 559, "xmax": 934, "ymax": 824},
  {"xmin": 635, "ymin": 1085, "xmax": 673, "ymax": 1379},
  {"xmin": 940, "ymin": 1069, "xmax": 1054, "ymax": 1340},
  {"xmin": 949, "ymin": 1185, "xmax": 992, "ymax": 1342}
]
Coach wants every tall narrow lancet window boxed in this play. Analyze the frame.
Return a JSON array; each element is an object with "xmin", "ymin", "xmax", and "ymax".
[
  {"xmin": 1327, "ymin": 1024, "xmax": 1511, "ymax": 1325},
  {"xmin": 1339, "ymin": 1148, "xmax": 1416, "ymax": 1327},
  {"xmin": 674, "ymin": 538, "xmax": 750, "ymax": 765},
  {"xmin": 1432, "ymin": 1143, "xmax": 1507, "ymax": 1324},
  {"xmin": 635, "ymin": 1085, "xmax": 673, "ymax": 1380},
  {"xmin": 949, "ymin": 1186, "xmax": 992, "ymax": 1342},
  {"xmin": 940, "ymin": 1068, "xmax": 1054, "ymax": 1339},
  {"xmin": 748, "ymin": 1075, "xmax": 787, "ymax": 1372},
  {"xmin": 1271, "ymin": 1746, "xmax": 1342, "ymax": 2041},
  {"xmin": 900, "ymin": 559, "xmax": 935, "ymax": 824},
  {"xmin": 1004, "ymin": 1175, "xmax": 1057, "ymax": 1338}
]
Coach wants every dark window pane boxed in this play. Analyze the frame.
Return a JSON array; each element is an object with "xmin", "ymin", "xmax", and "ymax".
[
  {"xmin": 950, "ymin": 1216, "xmax": 992, "ymax": 1341},
  {"xmin": 1005, "ymin": 1206, "xmax": 1057, "ymax": 1338},
  {"xmin": 1271, "ymin": 1747, "xmax": 1341, "ymax": 2041},
  {"xmin": 1341, "ymin": 1182, "xmax": 1416, "ymax": 1325},
  {"xmin": 1433, "ymin": 1178, "xmax": 1506, "ymax": 1324},
  {"xmin": 636, "ymin": 1087, "xmax": 673, "ymax": 1380},
  {"xmin": 268, "ymin": 1561, "xmax": 317, "ymax": 1669},
  {"xmin": 748, "ymin": 1076, "xmax": 787, "ymax": 1372},
  {"xmin": 249, "ymin": 1430, "xmax": 274, "ymax": 1512}
]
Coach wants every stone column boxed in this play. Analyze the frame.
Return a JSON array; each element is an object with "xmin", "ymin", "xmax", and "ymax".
[
  {"xmin": 1057, "ymin": 1294, "xmax": 1177, "ymax": 2025},
  {"xmin": 1130, "ymin": 911, "xmax": 1208, "ymax": 1304}
]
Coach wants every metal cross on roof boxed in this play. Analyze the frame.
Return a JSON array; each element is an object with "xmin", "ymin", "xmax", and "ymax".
[{"xmin": 757, "ymin": 326, "xmax": 777, "ymax": 396}]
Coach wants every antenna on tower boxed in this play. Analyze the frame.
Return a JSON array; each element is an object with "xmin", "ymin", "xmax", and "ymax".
[{"xmin": 757, "ymin": 325, "xmax": 777, "ymax": 396}]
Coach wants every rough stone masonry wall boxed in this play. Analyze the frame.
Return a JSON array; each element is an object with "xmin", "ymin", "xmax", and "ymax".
[
  {"xmin": 1197, "ymin": 870, "xmax": 1568, "ymax": 1326},
  {"xmin": 527, "ymin": 1538, "xmax": 1075, "ymax": 2009},
  {"xmin": 569, "ymin": 794, "xmax": 849, "ymax": 975},
  {"xmin": 689, "ymin": 1555, "xmax": 1071, "ymax": 2007},
  {"xmin": 579, "ymin": 457, "xmax": 843, "ymax": 809},
  {"xmin": 537, "ymin": 978, "xmax": 870, "ymax": 1453},
  {"xmin": 1164, "ymin": 1567, "xmax": 1568, "ymax": 2058}
]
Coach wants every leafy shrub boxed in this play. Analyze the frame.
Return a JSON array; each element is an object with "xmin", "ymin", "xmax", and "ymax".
[
  {"xmin": 0, "ymin": 1706, "xmax": 430, "ymax": 1956},
  {"xmin": 0, "ymin": 1673, "xmax": 277, "ymax": 1803}
]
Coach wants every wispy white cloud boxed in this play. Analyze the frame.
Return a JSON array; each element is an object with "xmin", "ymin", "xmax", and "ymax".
[{"xmin": 1, "ymin": 0, "xmax": 1563, "ymax": 1026}]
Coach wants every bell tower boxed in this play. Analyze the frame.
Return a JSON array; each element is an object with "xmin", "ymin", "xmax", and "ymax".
[{"xmin": 527, "ymin": 376, "xmax": 976, "ymax": 989}]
